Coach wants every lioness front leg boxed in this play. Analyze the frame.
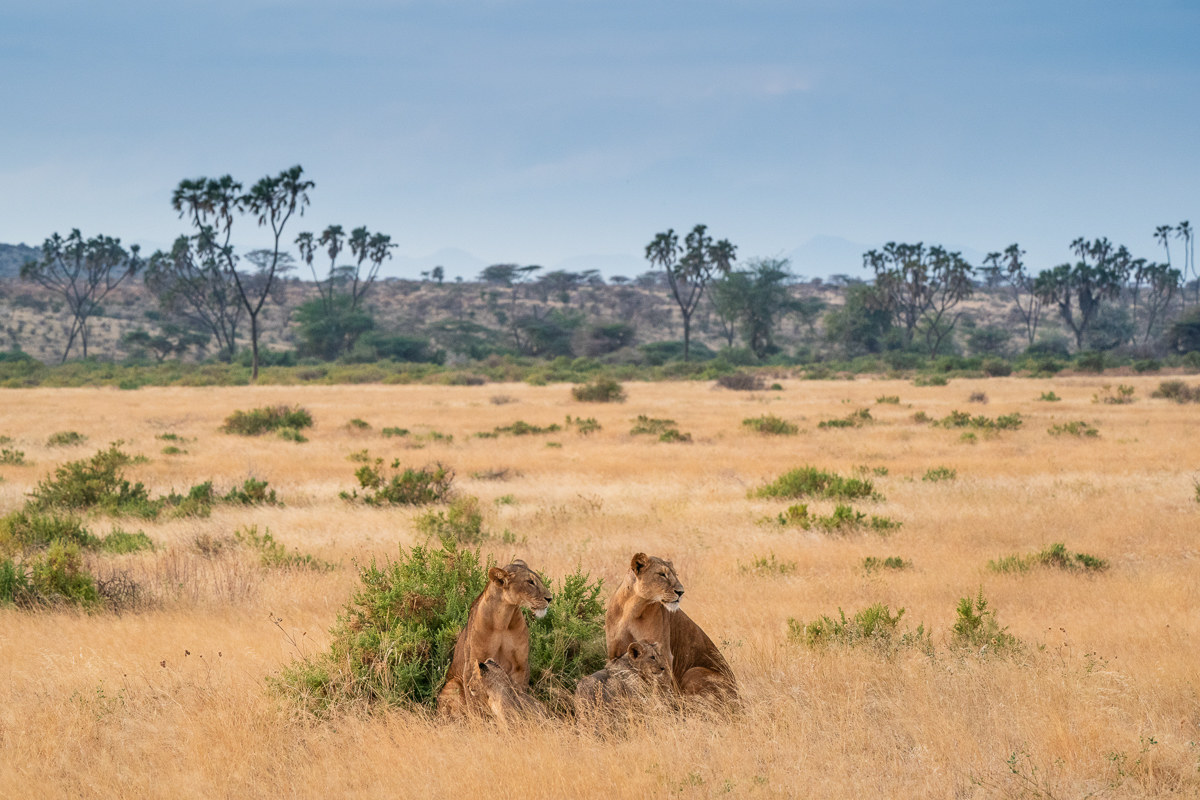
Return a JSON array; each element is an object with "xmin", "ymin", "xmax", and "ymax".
[{"xmin": 678, "ymin": 666, "xmax": 736, "ymax": 701}]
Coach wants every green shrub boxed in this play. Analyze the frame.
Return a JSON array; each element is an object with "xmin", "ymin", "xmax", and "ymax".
[
  {"xmin": 98, "ymin": 528, "xmax": 155, "ymax": 554},
  {"xmin": 1048, "ymin": 421, "xmax": 1099, "ymax": 438},
  {"xmin": 565, "ymin": 416, "xmax": 601, "ymax": 435},
  {"xmin": 742, "ymin": 414, "xmax": 798, "ymax": 435},
  {"xmin": 716, "ymin": 372, "xmax": 765, "ymax": 391},
  {"xmin": 381, "ymin": 426, "xmax": 410, "ymax": 438},
  {"xmin": 1150, "ymin": 380, "xmax": 1200, "ymax": 403},
  {"xmin": 47, "ymin": 431, "xmax": 88, "ymax": 447},
  {"xmin": 875, "ymin": 395, "xmax": 900, "ymax": 405},
  {"xmin": 787, "ymin": 603, "xmax": 928, "ymax": 653},
  {"xmin": 28, "ymin": 542, "xmax": 101, "ymax": 608},
  {"xmin": 657, "ymin": 428, "xmax": 692, "ymax": 443},
  {"xmin": 1132, "ymin": 359, "xmax": 1162, "ymax": 373},
  {"xmin": 221, "ymin": 405, "xmax": 313, "ymax": 436},
  {"xmin": 923, "ymin": 466, "xmax": 957, "ymax": 482},
  {"xmin": 754, "ymin": 466, "xmax": 877, "ymax": 501},
  {"xmin": 0, "ymin": 510, "xmax": 94, "ymax": 555},
  {"xmin": 480, "ymin": 420, "xmax": 562, "ymax": 437},
  {"xmin": 222, "ymin": 477, "xmax": 280, "ymax": 506},
  {"xmin": 277, "ymin": 427, "xmax": 308, "ymax": 443},
  {"xmin": 0, "ymin": 447, "xmax": 26, "ymax": 465},
  {"xmin": 273, "ymin": 538, "xmax": 604, "ymax": 714},
  {"xmin": 817, "ymin": 408, "xmax": 872, "ymax": 429},
  {"xmin": 347, "ymin": 418, "xmax": 371, "ymax": 430},
  {"xmin": 767, "ymin": 503, "xmax": 899, "ymax": 534},
  {"xmin": 29, "ymin": 443, "xmax": 157, "ymax": 518},
  {"xmin": 951, "ymin": 589, "xmax": 1020, "ymax": 654},
  {"xmin": 739, "ymin": 553, "xmax": 798, "ymax": 576},
  {"xmin": 341, "ymin": 459, "xmax": 454, "ymax": 506},
  {"xmin": 161, "ymin": 481, "xmax": 216, "ymax": 517},
  {"xmin": 236, "ymin": 525, "xmax": 332, "ymax": 571},
  {"xmin": 630, "ymin": 415, "xmax": 691, "ymax": 442},
  {"xmin": 1093, "ymin": 384, "xmax": 1135, "ymax": 405},
  {"xmin": 862, "ymin": 556, "xmax": 908, "ymax": 572},
  {"xmin": 414, "ymin": 496, "xmax": 487, "ymax": 544},
  {"xmin": 912, "ymin": 374, "xmax": 948, "ymax": 386},
  {"xmin": 981, "ymin": 358, "xmax": 1012, "ymax": 377},
  {"xmin": 1038, "ymin": 391, "xmax": 1061, "ymax": 402},
  {"xmin": 571, "ymin": 377, "xmax": 626, "ymax": 403},
  {"xmin": 936, "ymin": 410, "xmax": 1022, "ymax": 431},
  {"xmin": 988, "ymin": 542, "xmax": 1108, "ymax": 574},
  {"xmin": 160, "ymin": 445, "xmax": 186, "ymax": 456}
]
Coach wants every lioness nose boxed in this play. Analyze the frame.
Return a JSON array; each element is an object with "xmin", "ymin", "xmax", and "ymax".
[{"xmin": 675, "ymin": 588, "xmax": 684, "ymax": 599}]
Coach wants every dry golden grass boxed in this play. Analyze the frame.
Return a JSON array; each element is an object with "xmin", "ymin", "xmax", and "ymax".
[{"xmin": 1, "ymin": 376, "xmax": 1198, "ymax": 798}]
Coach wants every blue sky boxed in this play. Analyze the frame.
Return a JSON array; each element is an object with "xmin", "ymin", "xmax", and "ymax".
[{"xmin": 1, "ymin": 0, "xmax": 1197, "ymax": 280}]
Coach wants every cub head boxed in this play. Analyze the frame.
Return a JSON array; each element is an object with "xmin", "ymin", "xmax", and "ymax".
[
  {"xmin": 471, "ymin": 659, "xmax": 520, "ymax": 718},
  {"xmin": 623, "ymin": 640, "xmax": 671, "ymax": 688},
  {"xmin": 628, "ymin": 552, "xmax": 685, "ymax": 612},
  {"xmin": 489, "ymin": 560, "xmax": 552, "ymax": 618}
]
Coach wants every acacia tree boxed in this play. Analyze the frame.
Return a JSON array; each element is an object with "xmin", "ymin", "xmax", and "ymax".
[
  {"xmin": 144, "ymin": 232, "xmax": 244, "ymax": 359},
  {"xmin": 981, "ymin": 244, "xmax": 1043, "ymax": 348},
  {"xmin": 709, "ymin": 258, "xmax": 797, "ymax": 358},
  {"xmin": 21, "ymin": 230, "xmax": 143, "ymax": 362},
  {"xmin": 645, "ymin": 224, "xmax": 736, "ymax": 361},
  {"xmin": 1033, "ymin": 238, "xmax": 1130, "ymax": 351},
  {"xmin": 863, "ymin": 242, "xmax": 973, "ymax": 354}
]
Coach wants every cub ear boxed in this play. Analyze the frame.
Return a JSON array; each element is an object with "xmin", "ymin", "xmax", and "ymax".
[
  {"xmin": 488, "ymin": 566, "xmax": 509, "ymax": 585},
  {"xmin": 626, "ymin": 641, "xmax": 643, "ymax": 660},
  {"xmin": 631, "ymin": 553, "xmax": 650, "ymax": 574},
  {"xmin": 478, "ymin": 661, "xmax": 489, "ymax": 674}
]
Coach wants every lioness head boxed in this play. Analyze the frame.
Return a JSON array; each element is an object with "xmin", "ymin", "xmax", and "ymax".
[
  {"xmin": 622, "ymin": 640, "xmax": 671, "ymax": 688},
  {"xmin": 629, "ymin": 552, "xmax": 685, "ymax": 612},
  {"xmin": 489, "ymin": 560, "xmax": 552, "ymax": 618}
]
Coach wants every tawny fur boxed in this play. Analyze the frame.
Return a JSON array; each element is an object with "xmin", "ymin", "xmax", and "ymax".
[
  {"xmin": 467, "ymin": 659, "xmax": 545, "ymax": 726},
  {"xmin": 575, "ymin": 640, "xmax": 673, "ymax": 710}
]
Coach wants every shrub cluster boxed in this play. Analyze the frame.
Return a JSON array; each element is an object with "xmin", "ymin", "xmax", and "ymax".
[
  {"xmin": 817, "ymin": 408, "xmax": 872, "ymax": 429},
  {"xmin": 476, "ymin": 420, "xmax": 562, "ymax": 438},
  {"xmin": 922, "ymin": 466, "xmax": 957, "ymax": 482},
  {"xmin": 770, "ymin": 503, "xmax": 899, "ymax": 535},
  {"xmin": 988, "ymin": 542, "xmax": 1108, "ymax": 574},
  {"xmin": 235, "ymin": 525, "xmax": 332, "ymax": 571},
  {"xmin": 754, "ymin": 466, "xmax": 877, "ymax": 501},
  {"xmin": 716, "ymin": 372, "xmax": 765, "ymax": 391},
  {"xmin": 564, "ymin": 415, "xmax": 601, "ymax": 435},
  {"xmin": 951, "ymin": 589, "xmax": 1021, "ymax": 655},
  {"xmin": 862, "ymin": 556, "xmax": 908, "ymax": 572},
  {"xmin": 220, "ymin": 405, "xmax": 314, "ymax": 438},
  {"xmin": 739, "ymin": 552, "xmax": 798, "ymax": 576},
  {"xmin": 936, "ymin": 410, "xmax": 1022, "ymax": 431},
  {"xmin": 741, "ymin": 414, "xmax": 798, "ymax": 435},
  {"xmin": 630, "ymin": 415, "xmax": 691, "ymax": 442},
  {"xmin": 1048, "ymin": 421, "xmax": 1099, "ymax": 437},
  {"xmin": 787, "ymin": 604, "xmax": 929, "ymax": 653},
  {"xmin": 1151, "ymin": 380, "xmax": 1200, "ymax": 403},
  {"xmin": 46, "ymin": 430, "xmax": 87, "ymax": 447},
  {"xmin": 340, "ymin": 458, "xmax": 454, "ymax": 506},
  {"xmin": 414, "ymin": 496, "xmax": 487, "ymax": 544},
  {"xmin": 570, "ymin": 377, "xmax": 626, "ymax": 403},
  {"xmin": 1093, "ymin": 384, "xmax": 1135, "ymax": 405}
]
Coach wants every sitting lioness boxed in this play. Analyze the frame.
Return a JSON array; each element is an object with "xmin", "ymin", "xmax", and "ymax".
[
  {"xmin": 438, "ymin": 559, "xmax": 552, "ymax": 716},
  {"xmin": 605, "ymin": 553, "xmax": 737, "ymax": 701},
  {"xmin": 574, "ymin": 639, "xmax": 673, "ymax": 710},
  {"xmin": 468, "ymin": 659, "xmax": 545, "ymax": 726}
]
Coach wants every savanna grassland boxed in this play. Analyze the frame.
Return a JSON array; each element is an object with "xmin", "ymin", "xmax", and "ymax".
[{"xmin": 1, "ymin": 376, "xmax": 1198, "ymax": 798}]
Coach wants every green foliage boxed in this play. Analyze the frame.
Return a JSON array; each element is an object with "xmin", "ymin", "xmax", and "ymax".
[
  {"xmin": 222, "ymin": 477, "xmax": 280, "ymax": 505},
  {"xmin": 922, "ymin": 466, "xmax": 957, "ymax": 482},
  {"xmin": 936, "ymin": 410, "xmax": 1023, "ymax": 431},
  {"xmin": 739, "ymin": 552, "xmax": 798, "ymax": 576},
  {"xmin": 0, "ymin": 510, "xmax": 94, "ymax": 555},
  {"xmin": 912, "ymin": 374, "xmax": 948, "ymax": 387},
  {"xmin": 220, "ymin": 405, "xmax": 313, "ymax": 436},
  {"xmin": 97, "ymin": 528, "xmax": 155, "ymax": 554},
  {"xmin": 787, "ymin": 603, "xmax": 928, "ymax": 653},
  {"xmin": 28, "ymin": 542, "xmax": 101, "ymax": 607},
  {"xmin": 742, "ymin": 414, "xmax": 798, "ymax": 435},
  {"xmin": 988, "ymin": 542, "xmax": 1108, "ymax": 574},
  {"xmin": 817, "ymin": 408, "xmax": 872, "ymax": 429},
  {"xmin": 716, "ymin": 372, "xmax": 766, "ymax": 391},
  {"xmin": 875, "ymin": 395, "xmax": 900, "ymax": 404},
  {"xmin": 478, "ymin": 420, "xmax": 562, "ymax": 438},
  {"xmin": 564, "ymin": 415, "xmax": 601, "ymax": 435},
  {"xmin": 1048, "ymin": 421, "xmax": 1099, "ymax": 437},
  {"xmin": 766, "ymin": 503, "xmax": 898, "ymax": 534},
  {"xmin": 981, "ymin": 357, "xmax": 1013, "ymax": 377},
  {"xmin": 277, "ymin": 427, "xmax": 309, "ymax": 443},
  {"xmin": 754, "ymin": 466, "xmax": 877, "ymax": 501},
  {"xmin": 570, "ymin": 377, "xmax": 626, "ymax": 403},
  {"xmin": 951, "ymin": 589, "xmax": 1020, "ymax": 654},
  {"xmin": 0, "ymin": 447, "xmax": 26, "ymax": 465},
  {"xmin": 161, "ymin": 445, "xmax": 186, "ymax": 455},
  {"xmin": 341, "ymin": 458, "xmax": 454, "ymax": 506},
  {"xmin": 47, "ymin": 431, "xmax": 87, "ymax": 447},
  {"xmin": 1038, "ymin": 391, "xmax": 1061, "ymax": 402},
  {"xmin": 236, "ymin": 525, "xmax": 332, "ymax": 571},
  {"xmin": 862, "ymin": 556, "xmax": 909, "ymax": 572},
  {"xmin": 630, "ymin": 415, "xmax": 691, "ymax": 442},
  {"xmin": 1093, "ymin": 384, "xmax": 1135, "ymax": 404},
  {"xmin": 273, "ymin": 538, "xmax": 603, "ymax": 714},
  {"xmin": 347, "ymin": 418, "xmax": 371, "ymax": 430},
  {"xmin": 1151, "ymin": 380, "xmax": 1200, "ymax": 403},
  {"xmin": 381, "ymin": 426, "xmax": 410, "ymax": 438},
  {"xmin": 29, "ymin": 443, "xmax": 157, "ymax": 518},
  {"xmin": 414, "ymin": 496, "xmax": 487, "ymax": 544},
  {"xmin": 161, "ymin": 481, "xmax": 216, "ymax": 517}
]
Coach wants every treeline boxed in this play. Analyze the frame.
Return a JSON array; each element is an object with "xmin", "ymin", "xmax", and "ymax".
[{"xmin": 9, "ymin": 165, "xmax": 1200, "ymax": 378}]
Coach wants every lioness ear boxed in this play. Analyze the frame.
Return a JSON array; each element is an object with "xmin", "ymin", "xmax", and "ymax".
[
  {"xmin": 627, "ymin": 641, "xmax": 643, "ymax": 660},
  {"xmin": 488, "ymin": 566, "xmax": 509, "ymax": 585},
  {"xmin": 631, "ymin": 553, "xmax": 650, "ymax": 574}
]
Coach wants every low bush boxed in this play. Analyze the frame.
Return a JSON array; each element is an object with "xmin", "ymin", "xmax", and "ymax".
[
  {"xmin": 817, "ymin": 408, "xmax": 872, "ymax": 429},
  {"xmin": 564, "ymin": 415, "xmax": 601, "ymax": 435},
  {"xmin": 570, "ymin": 377, "xmax": 626, "ymax": 403},
  {"xmin": 221, "ymin": 405, "xmax": 314, "ymax": 436},
  {"xmin": 968, "ymin": 391, "xmax": 988, "ymax": 404},
  {"xmin": 1048, "ymin": 421, "xmax": 1099, "ymax": 437},
  {"xmin": 862, "ymin": 556, "xmax": 908, "ymax": 572},
  {"xmin": 1150, "ymin": 380, "xmax": 1200, "ymax": 403},
  {"xmin": 273, "ymin": 537, "xmax": 605, "ymax": 714},
  {"xmin": 381, "ymin": 426, "xmax": 410, "ymax": 438},
  {"xmin": 0, "ymin": 447, "xmax": 26, "ymax": 465},
  {"xmin": 922, "ymin": 466, "xmax": 957, "ymax": 482},
  {"xmin": 988, "ymin": 542, "xmax": 1108, "ymax": 574},
  {"xmin": 767, "ymin": 503, "xmax": 899, "ymax": 534},
  {"xmin": 29, "ymin": 443, "xmax": 157, "ymax": 518},
  {"xmin": 235, "ymin": 525, "xmax": 332, "ymax": 571},
  {"xmin": 47, "ymin": 431, "xmax": 88, "ymax": 447},
  {"xmin": 1038, "ymin": 391, "xmax": 1061, "ymax": 402},
  {"xmin": 222, "ymin": 477, "xmax": 280, "ymax": 506},
  {"xmin": 739, "ymin": 553, "xmax": 798, "ymax": 576},
  {"xmin": 97, "ymin": 528, "xmax": 155, "ymax": 554},
  {"xmin": 912, "ymin": 374, "xmax": 948, "ymax": 386},
  {"xmin": 478, "ymin": 420, "xmax": 562, "ymax": 438},
  {"xmin": 340, "ymin": 459, "xmax": 454, "ymax": 506},
  {"xmin": 754, "ymin": 467, "xmax": 877, "ymax": 501},
  {"xmin": 1093, "ymin": 384, "xmax": 1135, "ymax": 405},
  {"xmin": 630, "ymin": 415, "xmax": 691, "ymax": 442},
  {"xmin": 787, "ymin": 603, "xmax": 928, "ymax": 653},
  {"xmin": 414, "ymin": 496, "xmax": 487, "ymax": 544},
  {"xmin": 347, "ymin": 418, "xmax": 371, "ymax": 430},
  {"xmin": 981, "ymin": 358, "xmax": 1012, "ymax": 377},
  {"xmin": 742, "ymin": 414, "xmax": 798, "ymax": 435},
  {"xmin": 936, "ymin": 410, "xmax": 1022, "ymax": 431},
  {"xmin": 716, "ymin": 372, "xmax": 765, "ymax": 391},
  {"xmin": 875, "ymin": 395, "xmax": 900, "ymax": 405},
  {"xmin": 951, "ymin": 589, "xmax": 1020, "ymax": 655}
]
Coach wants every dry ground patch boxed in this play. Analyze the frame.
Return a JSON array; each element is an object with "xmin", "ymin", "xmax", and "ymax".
[{"xmin": 1, "ymin": 377, "xmax": 1198, "ymax": 798}]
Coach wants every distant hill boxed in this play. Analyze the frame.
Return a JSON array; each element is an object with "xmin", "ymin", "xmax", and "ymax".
[{"xmin": 0, "ymin": 243, "xmax": 40, "ymax": 279}]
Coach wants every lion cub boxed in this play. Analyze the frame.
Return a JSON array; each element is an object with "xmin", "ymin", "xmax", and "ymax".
[
  {"xmin": 467, "ymin": 659, "xmax": 544, "ymax": 726},
  {"xmin": 574, "ymin": 640, "xmax": 673, "ymax": 710}
]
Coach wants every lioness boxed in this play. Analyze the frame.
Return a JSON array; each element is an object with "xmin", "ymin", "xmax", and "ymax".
[
  {"xmin": 605, "ymin": 553, "xmax": 737, "ymax": 701},
  {"xmin": 574, "ymin": 639, "xmax": 673, "ymax": 710},
  {"xmin": 437, "ymin": 559, "xmax": 552, "ymax": 715},
  {"xmin": 468, "ymin": 659, "xmax": 545, "ymax": 726}
]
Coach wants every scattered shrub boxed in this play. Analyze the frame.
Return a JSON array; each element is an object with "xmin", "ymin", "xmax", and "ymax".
[
  {"xmin": 490, "ymin": 394, "xmax": 517, "ymax": 405},
  {"xmin": 97, "ymin": 528, "xmax": 155, "ymax": 554},
  {"xmin": 381, "ymin": 426, "xmax": 410, "ymax": 438},
  {"xmin": 716, "ymin": 372, "xmax": 765, "ymax": 391},
  {"xmin": 565, "ymin": 415, "xmax": 601, "ymax": 435},
  {"xmin": 1150, "ymin": 380, "xmax": 1200, "ymax": 403},
  {"xmin": 1039, "ymin": 391, "xmax": 1061, "ymax": 402},
  {"xmin": 988, "ymin": 542, "xmax": 1108, "ymax": 574},
  {"xmin": 160, "ymin": 445, "xmax": 186, "ymax": 455},
  {"xmin": 0, "ymin": 447, "xmax": 26, "ymax": 465},
  {"xmin": 341, "ymin": 459, "xmax": 454, "ymax": 506},
  {"xmin": 479, "ymin": 420, "xmax": 562, "ymax": 437},
  {"xmin": 221, "ymin": 405, "xmax": 313, "ymax": 436},
  {"xmin": 911, "ymin": 411, "xmax": 932, "ymax": 424},
  {"xmin": 935, "ymin": 410, "xmax": 1022, "ymax": 431},
  {"xmin": 968, "ymin": 391, "xmax": 988, "ymax": 404},
  {"xmin": 981, "ymin": 358, "xmax": 1012, "ymax": 377},
  {"xmin": 742, "ymin": 414, "xmax": 798, "ymax": 435},
  {"xmin": 1132, "ymin": 358, "xmax": 1162, "ymax": 373},
  {"xmin": 46, "ymin": 431, "xmax": 88, "ymax": 447},
  {"xmin": 347, "ymin": 418, "xmax": 371, "ymax": 430},
  {"xmin": 1048, "ymin": 421, "xmax": 1099, "ymax": 438},
  {"xmin": 1093, "ymin": 384, "xmax": 1135, "ymax": 405},
  {"xmin": 817, "ymin": 408, "xmax": 872, "ymax": 429},
  {"xmin": 414, "ymin": 496, "xmax": 487, "ymax": 544},
  {"xmin": 951, "ymin": 589, "xmax": 1020, "ymax": 654},
  {"xmin": 863, "ymin": 556, "xmax": 908, "ymax": 572},
  {"xmin": 875, "ymin": 395, "xmax": 900, "ymax": 405},
  {"xmin": 29, "ymin": 444, "xmax": 157, "ymax": 518},
  {"xmin": 630, "ymin": 415, "xmax": 691, "ymax": 442},
  {"xmin": 236, "ymin": 525, "xmax": 332, "ymax": 571},
  {"xmin": 739, "ymin": 553, "xmax": 798, "ymax": 576},
  {"xmin": 912, "ymin": 374, "xmax": 948, "ymax": 387},
  {"xmin": 471, "ymin": 467, "xmax": 517, "ymax": 481},
  {"xmin": 0, "ymin": 510, "xmax": 94, "ymax": 555},
  {"xmin": 923, "ymin": 466, "xmax": 957, "ymax": 482},
  {"xmin": 754, "ymin": 466, "xmax": 877, "ymax": 501},
  {"xmin": 277, "ymin": 427, "xmax": 309, "ymax": 443},
  {"xmin": 222, "ymin": 477, "xmax": 280, "ymax": 506},
  {"xmin": 787, "ymin": 603, "xmax": 928, "ymax": 653},
  {"xmin": 767, "ymin": 503, "xmax": 899, "ymax": 534},
  {"xmin": 571, "ymin": 377, "xmax": 626, "ymax": 403}
]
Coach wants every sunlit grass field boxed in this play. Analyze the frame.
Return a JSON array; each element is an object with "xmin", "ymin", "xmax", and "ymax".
[{"xmin": 1, "ymin": 376, "xmax": 1198, "ymax": 798}]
